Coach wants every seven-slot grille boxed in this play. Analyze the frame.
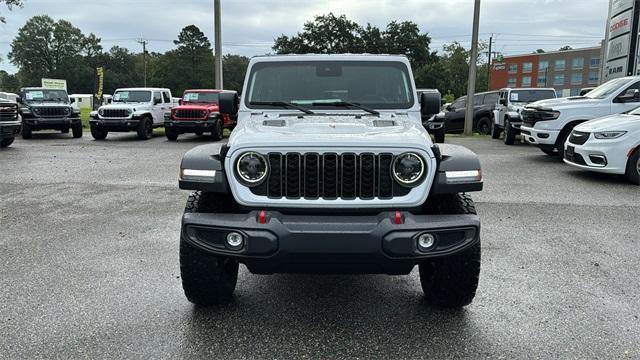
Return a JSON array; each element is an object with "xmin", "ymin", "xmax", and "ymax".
[
  {"xmin": 568, "ymin": 131, "xmax": 590, "ymax": 145},
  {"xmin": 249, "ymin": 152, "xmax": 412, "ymax": 200},
  {"xmin": 102, "ymin": 109, "xmax": 131, "ymax": 118},
  {"xmin": 174, "ymin": 109, "xmax": 208, "ymax": 120},
  {"xmin": 0, "ymin": 103, "xmax": 18, "ymax": 121},
  {"xmin": 34, "ymin": 106, "xmax": 70, "ymax": 117}
]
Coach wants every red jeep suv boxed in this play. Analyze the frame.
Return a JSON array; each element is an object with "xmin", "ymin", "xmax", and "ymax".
[{"xmin": 164, "ymin": 89, "xmax": 238, "ymax": 141}]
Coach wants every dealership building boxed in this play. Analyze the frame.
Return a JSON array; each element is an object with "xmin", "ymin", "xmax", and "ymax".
[{"xmin": 489, "ymin": 45, "xmax": 605, "ymax": 97}]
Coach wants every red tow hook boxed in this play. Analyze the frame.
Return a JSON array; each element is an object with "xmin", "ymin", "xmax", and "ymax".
[
  {"xmin": 258, "ymin": 210, "xmax": 267, "ymax": 224},
  {"xmin": 394, "ymin": 211, "xmax": 404, "ymax": 225}
]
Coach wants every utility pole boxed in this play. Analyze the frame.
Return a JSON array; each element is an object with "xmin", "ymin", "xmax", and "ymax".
[
  {"xmin": 214, "ymin": 0, "xmax": 223, "ymax": 89},
  {"xmin": 487, "ymin": 35, "xmax": 492, "ymax": 90},
  {"xmin": 137, "ymin": 39, "xmax": 148, "ymax": 87},
  {"xmin": 464, "ymin": 0, "xmax": 481, "ymax": 136}
]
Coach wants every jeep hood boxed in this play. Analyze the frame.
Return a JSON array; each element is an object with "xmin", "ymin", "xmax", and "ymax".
[
  {"xmin": 575, "ymin": 114, "xmax": 640, "ymax": 132},
  {"xmin": 228, "ymin": 113, "xmax": 430, "ymax": 150},
  {"xmin": 175, "ymin": 103, "xmax": 219, "ymax": 111}
]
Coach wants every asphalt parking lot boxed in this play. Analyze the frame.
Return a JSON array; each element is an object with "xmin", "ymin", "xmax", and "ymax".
[{"xmin": 1, "ymin": 131, "xmax": 639, "ymax": 358}]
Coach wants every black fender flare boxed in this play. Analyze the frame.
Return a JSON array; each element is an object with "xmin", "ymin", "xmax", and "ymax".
[
  {"xmin": 430, "ymin": 144, "xmax": 483, "ymax": 194},
  {"xmin": 178, "ymin": 144, "xmax": 230, "ymax": 192}
]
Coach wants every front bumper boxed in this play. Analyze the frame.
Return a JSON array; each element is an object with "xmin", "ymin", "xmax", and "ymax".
[
  {"xmin": 165, "ymin": 119, "xmax": 217, "ymax": 133},
  {"xmin": 90, "ymin": 118, "xmax": 141, "ymax": 132},
  {"xmin": 520, "ymin": 125, "xmax": 559, "ymax": 146},
  {"xmin": 23, "ymin": 117, "xmax": 80, "ymax": 129},
  {"xmin": 563, "ymin": 137, "xmax": 638, "ymax": 175},
  {"xmin": 0, "ymin": 120, "xmax": 21, "ymax": 138},
  {"xmin": 182, "ymin": 210, "xmax": 480, "ymax": 275}
]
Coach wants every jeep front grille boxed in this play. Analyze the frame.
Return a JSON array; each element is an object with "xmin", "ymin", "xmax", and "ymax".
[
  {"xmin": 568, "ymin": 131, "xmax": 590, "ymax": 145},
  {"xmin": 0, "ymin": 103, "xmax": 18, "ymax": 121},
  {"xmin": 174, "ymin": 109, "xmax": 207, "ymax": 120},
  {"xmin": 249, "ymin": 152, "xmax": 411, "ymax": 200},
  {"xmin": 34, "ymin": 106, "xmax": 70, "ymax": 117},
  {"xmin": 102, "ymin": 109, "xmax": 131, "ymax": 118}
]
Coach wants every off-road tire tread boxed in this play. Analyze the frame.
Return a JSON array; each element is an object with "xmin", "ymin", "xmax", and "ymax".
[
  {"xmin": 72, "ymin": 123, "xmax": 83, "ymax": 138},
  {"xmin": 504, "ymin": 120, "xmax": 515, "ymax": 145},
  {"xmin": 419, "ymin": 193, "xmax": 480, "ymax": 308},
  {"xmin": 165, "ymin": 127, "xmax": 179, "ymax": 141},
  {"xmin": 211, "ymin": 119, "xmax": 223, "ymax": 141},
  {"xmin": 91, "ymin": 127, "xmax": 108, "ymax": 140},
  {"xmin": 0, "ymin": 137, "xmax": 14, "ymax": 148},
  {"xmin": 22, "ymin": 123, "xmax": 32, "ymax": 139}
]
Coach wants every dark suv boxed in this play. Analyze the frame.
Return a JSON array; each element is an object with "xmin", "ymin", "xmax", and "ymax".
[
  {"xmin": 441, "ymin": 91, "xmax": 499, "ymax": 135},
  {"xmin": 18, "ymin": 88, "xmax": 82, "ymax": 139}
]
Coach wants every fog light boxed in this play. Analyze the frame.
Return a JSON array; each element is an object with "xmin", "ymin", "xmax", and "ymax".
[
  {"xmin": 226, "ymin": 232, "xmax": 244, "ymax": 249},
  {"xmin": 417, "ymin": 233, "xmax": 436, "ymax": 251}
]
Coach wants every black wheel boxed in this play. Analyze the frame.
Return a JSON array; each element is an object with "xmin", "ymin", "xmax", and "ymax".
[
  {"xmin": 434, "ymin": 128, "xmax": 445, "ymax": 144},
  {"xmin": 625, "ymin": 149, "xmax": 640, "ymax": 185},
  {"xmin": 556, "ymin": 130, "xmax": 572, "ymax": 159},
  {"xmin": 503, "ymin": 119, "xmax": 516, "ymax": 145},
  {"xmin": 211, "ymin": 119, "xmax": 223, "ymax": 141},
  {"xmin": 165, "ymin": 127, "xmax": 179, "ymax": 141},
  {"xmin": 491, "ymin": 122, "xmax": 501, "ymax": 139},
  {"xmin": 195, "ymin": 129, "xmax": 204, "ymax": 136},
  {"xmin": 72, "ymin": 123, "xmax": 83, "ymax": 138},
  {"xmin": 540, "ymin": 148, "xmax": 557, "ymax": 156},
  {"xmin": 91, "ymin": 127, "xmax": 108, "ymax": 140},
  {"xmin": 22, "ymin": 123, "xmax": 32, "ymax": 139},
  {"xmin": 476, "ymin": 117, "xmax": 491, "ymax": 135},
  {"xmin": 61, "ymin": 128, "xmax": 69, "ymax": 134},
  {"xmin": 0, "ymin": 137, "xmax": 14, "ymax": 148},
  {"xmin": 419, "ymin": 193, "xmax": 481, "ymax": 308},
  {"xmin": 137, "ymin": 117, "xmax": 153, "ymax": 140},
  {"xmin": 180, "ymin": 191, "xmax": 239, "ymax": 305}
]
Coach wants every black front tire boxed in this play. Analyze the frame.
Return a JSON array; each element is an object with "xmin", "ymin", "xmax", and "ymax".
[
  {"xmin": 211, "ymin": 119, "xmax": 223, "ymax": 141},
  {"xmin": 195, "ymin": 129, "xmax": 204, "ymax": 136},
  {"xmin": 503, "ymin": 120, "xmax": 516, "ymax": 145},
  {"xmin": 137, "ymin": 118, "xmax": 153, "ymax": 140},
  {"xmin": 556, "ymin": 130, "xmax": 571, "ymax": 159},
  {"xmin": 91, "ymin": 127, "xmax": 108, "ymax": 140},
  {"xmin": 491, "ymin": 122, "xmax": 501, "ymax": 139},
  {"xmin": 0, "ymin": 137, "xmax": 14, "ymax": 148},
  {"xmin": 434, "ymin": 128, "xmax": 445, "ymax": 143},
  {"xmin": 165, "ymin": 127, "xmax": 179, "ymax": 141},
  {"xmin": 72, "ymin": 123, "xmax": 83, "ymax": 138},
  {"xmin": 22, "ymin": 123, "xmax": 32, "ymax": 139},
  {"xmin": 180, "ymin": 191, "xmax": 239, "ymax": 305},
  {"xmin": 476, "ymin": 117, "xmax": 491, "ymax": 135},
  {"xmin": 419, "ymin": 193, "xmax": 481, "ymax": 308},
  {"xmin": 625, "ymin": 149, "xmax": 640, "ymax": 185}
]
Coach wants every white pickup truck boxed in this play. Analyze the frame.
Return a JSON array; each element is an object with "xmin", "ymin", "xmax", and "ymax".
[{"xmin": 520, "ymin": 76, "xmax": 640, "ymax": 157}]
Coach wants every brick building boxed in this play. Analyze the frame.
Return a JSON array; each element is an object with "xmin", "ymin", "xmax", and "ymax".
[{"xmin": 490, "ymin": 46, "xmax": 605, "ymax": 97}]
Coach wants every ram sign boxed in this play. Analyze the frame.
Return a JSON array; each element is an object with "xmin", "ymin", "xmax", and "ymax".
[{"xmin": 603, "ymin": 0, "xmax": 640, "ymax": 81}]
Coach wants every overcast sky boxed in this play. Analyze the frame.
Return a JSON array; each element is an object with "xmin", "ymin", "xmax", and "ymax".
[{"xmin": 0, "ymin": 0, "xmax": 608, "ymax": 73}]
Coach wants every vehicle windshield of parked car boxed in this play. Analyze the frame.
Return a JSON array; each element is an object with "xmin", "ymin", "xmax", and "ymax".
[
  {"xmin": 23, "ymin": 89, "xmax": 69, "ymax": 103},
  {"xmin": 509, "ymin": 90, "xmax": 556, "ymax": 103},
  {"xmin": 113, "ymin": 90, "xmax": 151, "ymax": 103},
  {"xmin": 585, "ymin": 78, "xmax": 632, "ymax": 99},
  {"xmin": 246, "ymin": 61, "xmax": 414, "ymax": 110},
  {"xmin": 183, "ymin": 92, "xmax": 219, "ymax": 104}
]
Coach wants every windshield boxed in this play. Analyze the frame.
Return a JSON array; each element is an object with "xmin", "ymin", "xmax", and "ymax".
[
  {"xmin": 510, "ymin": 90, "xmax": 556, "ymax": 103},
  {"xmin": 23, "ymin": 89, "xmax": 69, "ymax": 103},
  {"xmin": 183, "ymin": 92, "xmax": 219, "ymax": 104},
  {"xmin": 246, "ymin": 61, "xmax": 414, "ymax": 110},
  {"xmin": 585, "ymin": 78, "xmax": 631, "ymax": 99},
  {"xmin": 113, "ymin": 90, "xmax": 151, "ymax": 103}
]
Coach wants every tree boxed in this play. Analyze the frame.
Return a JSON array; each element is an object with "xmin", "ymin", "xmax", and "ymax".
[
  {"xmin": 534, "ymin": 49, "xmax": 545, "ymax": 54},
  {"xmin": 0, "ymin": 70, "xmax": 19, "ymax": 92},
  {"xmin": 174, "ymin": 25, "xmax": 212, "ymax": 79},
  {"xmin": 0, "ymin": 0, "xmax": 23, "ymax": 24},
  {"xmin": 558, "ymin": 45, "xmax": 572, "ymax": 51},
  {"xmin": 222, "ymin": 54, "xmax": 249, "ymax": 93},
  {"xmin": 382, "ymin": 21, "xmax": 432, "ymax": 67}
]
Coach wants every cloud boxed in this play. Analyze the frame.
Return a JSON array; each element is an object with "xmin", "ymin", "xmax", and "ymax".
[{"xmin": 0, "ymin": 0, "xmax": 608, "ymax": 74}]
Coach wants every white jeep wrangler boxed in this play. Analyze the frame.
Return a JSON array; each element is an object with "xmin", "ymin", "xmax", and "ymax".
[
  {"xmin": 176, "ymin": 54, "xmax": 484, "ymax": 308},
  {"xmin": 90, "ymin": 88, "xmax": 173, "ymax": 140},
  {"xmin": 491, "ymin": 87, "xmax": 556, "ymax": 145}
]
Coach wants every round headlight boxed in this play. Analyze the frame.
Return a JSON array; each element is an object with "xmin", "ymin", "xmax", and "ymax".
[
  {"xmin": 236, "ymin": 152, "xmax": 268, "ymax": 185},
  {"xmin": 392, "ymin": 152, "xmax": 425, "ymax": 186},
  {"xmin": 98, "ymin": 108, "xmax": 104, "ymax": 116}
]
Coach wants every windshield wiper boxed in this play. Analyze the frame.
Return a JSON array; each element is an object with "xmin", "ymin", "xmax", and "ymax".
[
  {"xmin": 310, "ymin": 101, "xmax": 380, "ymax": 116},
  {"xmin": 250, "ymin": 101, "xmax": 315, "ymax": 114}
]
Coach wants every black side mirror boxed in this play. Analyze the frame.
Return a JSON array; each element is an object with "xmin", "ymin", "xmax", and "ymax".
[
  {"xmin": 499, "ymin": 98, "xmax": 508, "ymax": 106},
  {"xmin": 421, "ymin": 92, "xmax": 441, "ymax": 117},
  {"xmin": 219, "ymin": 92, "xmax": 239, "ymax": 115},
  {"xmin": 16, "ymin": 96, "xmax": 22, "ymax": 104},
  {"xmin": 178, "ymin": 99, "xmax": 183, "ymax": 106}
]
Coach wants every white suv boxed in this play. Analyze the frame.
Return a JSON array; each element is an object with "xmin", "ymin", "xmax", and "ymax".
[
  {"xmin": 520, "ymin": 76, "xmax": 640, "ymax": 157},
  {"xmin": 90, "ymin": 88, "xmax": 173, "ymax": 140}
]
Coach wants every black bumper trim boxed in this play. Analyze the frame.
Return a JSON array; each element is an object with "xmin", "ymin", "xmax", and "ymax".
[
  {"xmin": 90, "ymin": 119, "xmax": 142, "ymax": 131},
  {"xmin": 0, "ymin": 121, "xmax": 21, "ymax": 138},
  {"xmin": 182, "ymin": 211, "xmax": 480, "ymax": 274},
  {"xmin": 23, "ymin": 117, "xmax": 81, "ymax": 129}
]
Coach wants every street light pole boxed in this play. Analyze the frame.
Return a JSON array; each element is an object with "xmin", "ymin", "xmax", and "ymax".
[
  {"xmin": 214, "ymin": 0, "xmax": 223, "ymax": 89},
  {"xmin": 464, "ymin": 0, "xmax": 481, "ymax": 136},
  {"xmin": 137, "ymin": 39, "xmax": 148, "ymax": 87}
]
